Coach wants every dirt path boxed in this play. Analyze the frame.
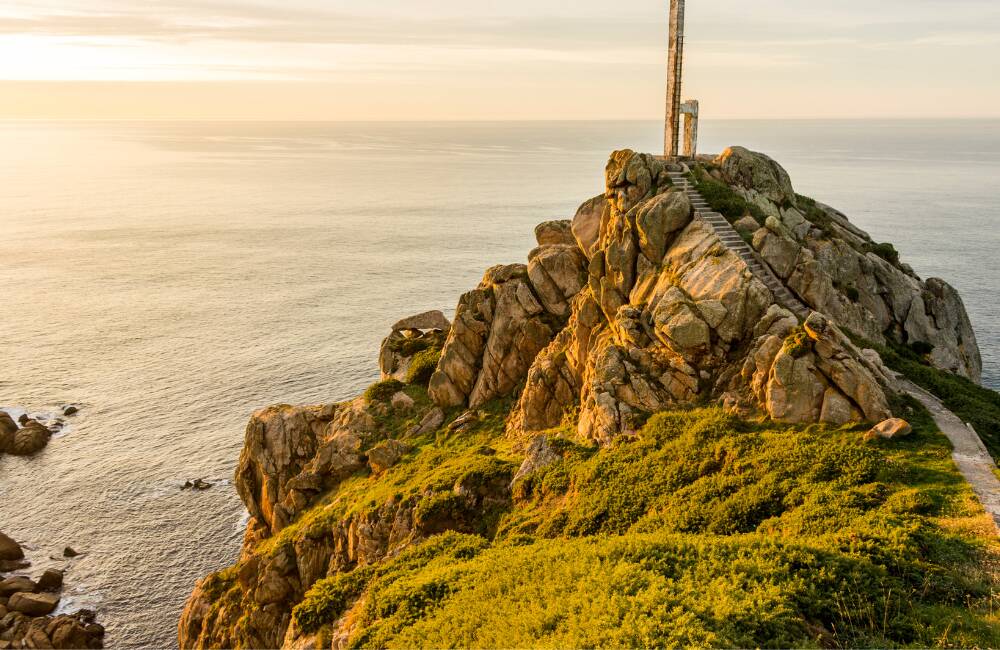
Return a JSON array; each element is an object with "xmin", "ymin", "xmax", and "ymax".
[{"xmin": 899, "ymin": 379, "xmax": 1000, "ymax": 532}]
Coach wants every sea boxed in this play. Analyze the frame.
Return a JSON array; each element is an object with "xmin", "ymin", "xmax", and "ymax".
[{"xmin": 2, "ymin": 119, "xmax": 999, "ymax": 648}]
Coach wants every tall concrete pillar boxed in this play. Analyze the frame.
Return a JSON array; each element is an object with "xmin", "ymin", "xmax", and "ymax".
[{"xmin": 664, "ymin": 0, "xmax": 685, "ymax": 158}]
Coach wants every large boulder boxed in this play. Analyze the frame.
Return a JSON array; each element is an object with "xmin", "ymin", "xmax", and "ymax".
[
  {"xmin": 571, "ymin": 195, "xmax": 608, "ymax": 259},
  {"xmin": 390, "ymin": 310, "xmax": 450, "ymax": 332},
  {"xmin": 9, "ymin": 420, "xmax": 51, "ymax": 456},
  {"xmin": 0, "ymin": 411, "xmax": 17, "ymax": 450},
  {"xmin": 8, "ymin": 592, "xmax": 59, "ymax": 616},
  {"xmin": 0, "ymin": 576, "xmax": 36, "ymax": 597},
  {"xmin": 534, "ymin": 220, "xmax": 575, "ymax": 247},
  {"xmin": 716, "ymin": 146, "xmax": 796, "ymax": 206},
  {"xmin": 0, "ymin": 531, "xmax": 23, "ymax": 561}
]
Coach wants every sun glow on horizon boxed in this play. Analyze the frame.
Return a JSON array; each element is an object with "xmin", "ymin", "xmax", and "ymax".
[{"xmin": 2, "ymin": 0, "xmax": 1000, "ymax": 120}]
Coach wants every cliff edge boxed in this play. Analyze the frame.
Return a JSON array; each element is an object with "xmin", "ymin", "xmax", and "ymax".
[{"xmin": 178, "ymin": 149, "xmax": 998, "ymax": 649}]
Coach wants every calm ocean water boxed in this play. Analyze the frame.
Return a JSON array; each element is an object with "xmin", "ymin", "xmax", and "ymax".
[{"xmin": 2, "ymin": 120, "xmax": 999, "ymax": 647}]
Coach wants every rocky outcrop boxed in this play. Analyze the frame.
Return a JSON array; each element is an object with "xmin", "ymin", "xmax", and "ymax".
[
  {"xmin": 180, "ymin": 448, "xmax": 512, "ymax": 649},
  {"xmin": 713, "ymin": 147, "xmax": 981, "ymax": 382},
  {"xmin": 236, "ymin": 400, "xmax": 377, "ymax": 536},
  {"xmin": 179, "ymin": 145, "xmax": 984, "ymax": 650},
  {"xmin": 428, "ymin": 264, "xmax": 571, "ymax": 409},
  {"xmin": 378, "ymin": 312, "xmax": 448, "ymax": 382},
  {"xmin": 0, "ymin": 534, "xmax": 22, "ymax": 564}
]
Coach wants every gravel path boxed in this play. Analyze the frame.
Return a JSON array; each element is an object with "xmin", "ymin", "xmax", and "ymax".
[{"xmin": 900, "ymin": 378, "xmax": 1000, "ymax": 533}]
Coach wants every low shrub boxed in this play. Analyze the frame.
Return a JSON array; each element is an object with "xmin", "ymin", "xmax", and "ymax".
[
  {"xmin": 868, "ymin": 242, "xmax": 901, "ymax": 267},
  {"xmin": 364, "ymin": 378, "xmax": 405, "ymax": 403},
  {"xmin": 690, "ymin": 167, "xmax": 767, "ymax": 226},
  {"xmin": 406, "ymin": 348, "xmax": 441, "ymax": 385}
]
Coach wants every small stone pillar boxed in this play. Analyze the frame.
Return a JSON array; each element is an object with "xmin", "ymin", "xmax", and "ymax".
[{"xmin": 680, "ymin": 100, "xmax": 699, "ymax": 158}]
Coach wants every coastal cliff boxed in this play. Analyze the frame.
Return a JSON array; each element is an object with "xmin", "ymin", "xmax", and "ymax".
[{"xmin": 179, "ymin": 148, "xmax": 999, "ymax": 649}]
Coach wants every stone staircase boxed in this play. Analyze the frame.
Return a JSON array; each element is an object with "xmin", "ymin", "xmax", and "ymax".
[{"xmin": 667, "ymin": 170, "xmax": 811, "ymax": 320}]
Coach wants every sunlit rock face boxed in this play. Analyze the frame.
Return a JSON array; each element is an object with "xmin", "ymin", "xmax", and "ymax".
[{"xmin": 425, "ymin": 148, "xmax": 952, "ymax": 445}]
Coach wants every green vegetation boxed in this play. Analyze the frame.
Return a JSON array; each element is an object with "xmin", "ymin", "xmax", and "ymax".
[
  {"xmin": 364, "ymin": 378, "xmax": 405, "ymax": 404},
  {"xmin": 782, "ymin": 326, "xmax": 813, "ymax": 359},
  {"xmin": 285, "ymin": 406, "xmax": 999, "ymax": 648},
  {"xmin": 868, "ymin": 338, "xmax": 1000, "ymax": 461},
  {"xmin": 690, "ymin": 166, "xmax": 767, "ymax": 226},
  {"xmin": 868, "ymin": 242, "xmax": 901, "ymax": 267},
  {"xmin": 406, "ymin": 348, "xmax": 442, "ymax": 385}
]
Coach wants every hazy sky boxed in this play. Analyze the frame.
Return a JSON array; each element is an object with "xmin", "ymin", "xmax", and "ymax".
[{"xmin": 2, "ymin": 0, "xmax": 999, "ymax": 120}]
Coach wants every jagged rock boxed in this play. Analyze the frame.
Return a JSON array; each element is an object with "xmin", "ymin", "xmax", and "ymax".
[
  {"xmin": 767, "ymin": 348, "xmax": 827, "ymax": 423},
  {"xmin": 527, "ymin": 244, "xmax": 587, "ymax": 318},
  {"xmin": 572, "ymin": 195, "xmax": 609, "ymax": 259},
  {"xmin": 430, "ymin": 264, "xmax": 560, "ymax": 410},
  {"xmin": 0, "ymin": 412, "xmax": 17, "ymax": 449},
  {"xmin": 511, "ymin": 436, "xmax": 562, "ymax": 487},
  {"xmin": 379, "ymin": 328, "xmax": 446, "ymax": 381},
  {"xmin": 867, "ymin": 418, "xmax": 913, "ymax": 440},
  {"xmin": 367, "ymin": 440, "xmax": 410, "ymax": 475},
  {"xmin": 390, "ymin": 392, "xmax": 414, "ymax": 412},
  {"xmin": 408, "ymin": 407, "xmax": 444, "ymax": 436},
  {"xmin": 0, "ymin": 532, "xmax": 23, "ymax": 561},
  {"xmin": 391, "ymin": 310, "xmax": 450, "ymax": 333},
  {"xmin": 733, "ymin": 216, "xmax": 759, "ymax": 238},
  {"xmin": 9, "ymin": 421, "xmax": 51, "ymax": 456},
  {"xmin": 753, "ymin": 218, "xmax": 801, "ymax": 280},
  {"xmin": 534, "ymin": 220, "xmax": 575, "ymax": 247},
  {"xmin": 236, "ymin": 400, "xmax": 374, "ymax": 535},
  {"xmin": 8, "ymin": 592, "xmax": 58, "ymax": 616},
  {"xmin": 36, "ymin": 570, "xmax": 63, "ymax": 593},
  {"xmin": 716, "ymin": 146, "xmax": 795, "ymax": 205}
]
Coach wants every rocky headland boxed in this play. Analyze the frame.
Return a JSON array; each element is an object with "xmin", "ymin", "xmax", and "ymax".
[{"xmin": 178, "ymin": 148, "xmax": 999, "ymax": 649}]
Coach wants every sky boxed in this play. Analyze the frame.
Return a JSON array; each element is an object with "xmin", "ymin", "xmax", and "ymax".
[{"xmin": 1, "ymin": 0, "xmax": 999, "ymax": 120}]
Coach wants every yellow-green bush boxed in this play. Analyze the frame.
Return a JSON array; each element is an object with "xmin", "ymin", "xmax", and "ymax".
[{"xmin": 286, "ymin": 404, "xmax": 999, "ymax": 648}]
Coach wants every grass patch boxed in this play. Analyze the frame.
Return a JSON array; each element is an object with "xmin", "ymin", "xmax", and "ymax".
[
  {"xmin": 866, "ymin": 339, "xmax": 1000, "ymax": 461},
  {"xmin": 690, "ymin": 166, "xmax": 767, "ymax": 226},
  {"xmin": 364, "ymin": 379, "xmax": 405, "ymax": 404},
  {"xmin": 280, "ymin": 407, "xmax": 998, "ymax": 648},
  {"xmin": 406, "ymin": 348, "xmax": 441, "ymax": 386}
]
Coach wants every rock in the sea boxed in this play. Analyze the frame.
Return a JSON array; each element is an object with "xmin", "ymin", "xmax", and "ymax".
[
  {"xmin": 391, "ymin": 310, "xmax": 450, "ymax": 333},
  {"xmin": 0, "ymin": 412, "xmax": 17, "ymax": 448},
  {"xmin": 866, "ymin": 418, "xmax": 913, "ymax": 440},
  {"xmin": 0, "ymin": 531, "xmax": 23, "ymax": 561},
  {"xmin": 183, "ymin": 479, "xmax": 213, "ymax": 491},
  {"xmin": 62, "ymin": 405, "xmax": 79, "ymax": 416},
  {"xmin": 63, "ymin": 547, "xmax": 80, "ymax": 558},
  {"xmin": 10, "ymin": 420, "xmax": 52, "ymax": 456},
  {"xmin": 8, "ymin": 591, "xmax": 59, "ymax": 616},
  {"xmin": 0, "ymin": 576, "xmax": 36, "ymax": 597},
  {"xmin": 18, "ymin": 414, "xmax": 29, "ymax": 426},
  {"xmin": 36, "ymin": 569, "xmax": 64, "ymax": 592}
]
